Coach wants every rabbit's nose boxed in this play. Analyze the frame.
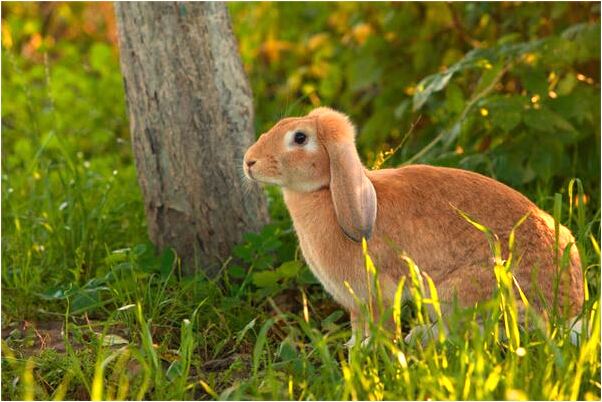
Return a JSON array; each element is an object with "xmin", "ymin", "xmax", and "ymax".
[{"xmin": 246, "ymin": 160, "xmax": 256, "ymax": 168}]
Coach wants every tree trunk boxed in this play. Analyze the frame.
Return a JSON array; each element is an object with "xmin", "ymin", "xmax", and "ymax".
[{"xmin": 114, "ymin": 2, "xmax": 268, "ymax": 275}]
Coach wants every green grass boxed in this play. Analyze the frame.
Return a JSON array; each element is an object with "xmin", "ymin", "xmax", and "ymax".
[{"xmin": 2, "ymin": 114, "xmax": 600, "ymax": 399}]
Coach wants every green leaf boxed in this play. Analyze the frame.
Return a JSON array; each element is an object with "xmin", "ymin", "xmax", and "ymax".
[
  {"xmin": 494, "ymin": 151, "xmax": 536, "ymax": 185},
  {"xmin": 474, "ymin": 62, "xmax": 505, "ymax": 94},
  {"xmin": 233, "ymin": 244, "xmax": 253, "ymax": 263},
  {"xmin": 252, "ymin": 271, "xmax": 280, "ymax": 288},
  {"xmin": 484, "ymin": 95, "xmax": 525, "ymax": 132},
  {"xmin": 552, "ymin": 87, "xmax": 596, "ymax": 125},
  {"xmin": 228, "ymin": 265, "xmax": 246, "ymax": 279},
  {"xmin": 71, "ymin": 289, "xmax": 102, "ymax": 313},
  {"xmin": 445, "ymin": 83, "xmax": 465, "ymax": 115},
  {"xmin": 276, "ymin": 260, "xmax": 302, "ymax": 278},
  {"xmin": 38, "ymin": 284, "xmax": 75, "ymax": 300},
  {"xmin": 413, "ymin": 71, "xmax": 454, "ymax": 111},
  {"xmin": 528, "ymin": 138, "xmax": 565, "ymax": 181},
  {"xmin": 561, "ymin": 22, "xmax": 601, "ymax": 62},
  {"xmin": 523, "ymin": 106, "xmax": 577, "ymax": 135},
  {"xmin": 298, "ymin": 266, "xmax": 319, "ymax": 285},
  {"xmin": 413, "ymin": 47, "xmax": 497, "ymax": 112},
  {"xmin": 518, "ymin": 67, "xmax": 548, "ymax": 96}
]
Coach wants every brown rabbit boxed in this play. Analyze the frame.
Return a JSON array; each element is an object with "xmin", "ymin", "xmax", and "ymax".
[{"xmin": 243, "ymin": 107, "xmax": 584, "ymax": 344}]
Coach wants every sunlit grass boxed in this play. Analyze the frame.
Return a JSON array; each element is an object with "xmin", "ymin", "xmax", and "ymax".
[
  {"xmin": 5, "ymin": 191, "xmax": 598, "ymax": 400},
  {"xmin": 1, "ymin": 90, "xmax": 600, "ymax": 397}
]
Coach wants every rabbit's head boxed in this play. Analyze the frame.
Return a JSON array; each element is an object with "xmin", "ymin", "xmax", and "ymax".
[{"xmin": 244, "ymin": 107, "xmax": 377, "ymax": 242}]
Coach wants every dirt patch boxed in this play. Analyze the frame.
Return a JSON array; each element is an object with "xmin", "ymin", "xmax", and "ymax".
[{"xmin": 2, "ymin": 319, "xmax": 129, "ymax": 357}]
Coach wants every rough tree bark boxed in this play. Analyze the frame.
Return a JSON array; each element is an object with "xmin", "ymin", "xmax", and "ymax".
[{"xmin": 114, "ymin": 2, "xmax": 268, "ymax": 274}]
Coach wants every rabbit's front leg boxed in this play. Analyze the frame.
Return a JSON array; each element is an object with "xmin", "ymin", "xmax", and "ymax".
[
  {"xmin": 404, "ymin": 322, "xmax": 448, "ymax": 345},
  {"xmin": 346, "ymin": 310, "xmax": 368, "ymax": 348}
]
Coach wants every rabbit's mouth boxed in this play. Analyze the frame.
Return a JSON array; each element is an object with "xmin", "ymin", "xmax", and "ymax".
[
  {"xmin": 244, "ymin": 165, "xmax": 283, "ymax": 186},
  {"xmin": 244, "ymin": 165, "xmax": 255, "ymax": 180}
]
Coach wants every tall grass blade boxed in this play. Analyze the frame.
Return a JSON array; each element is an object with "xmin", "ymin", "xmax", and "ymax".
[
  {"xmin": 21, "ymin": 357, "xmax": 36, "ymax": 401},
  {"xmin": 253, "ymin": 317, "xmax": 276, "ymax": 376}
]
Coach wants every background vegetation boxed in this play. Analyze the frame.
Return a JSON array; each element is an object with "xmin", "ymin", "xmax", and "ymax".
[{"xmin": 2, "ymin": 2, "xmax": 600, "ymax": 400}]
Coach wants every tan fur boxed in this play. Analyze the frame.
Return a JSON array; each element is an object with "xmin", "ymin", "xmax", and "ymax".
[{"xmin": 243, "ymin": 108, "xmax": 584, "ymax": 335}]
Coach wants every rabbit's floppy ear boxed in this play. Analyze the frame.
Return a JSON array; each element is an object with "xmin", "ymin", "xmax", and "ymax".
[
  {"xmin": 312, "ymin": 109, "xmax": 377, "ymax": 242},
  {"xmin": 328, "ymin": 143, "xmax": 377, "ymax": 242}
]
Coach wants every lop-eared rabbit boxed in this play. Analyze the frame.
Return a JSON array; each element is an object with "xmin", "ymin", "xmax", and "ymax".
[{"xmin": 243, "ymin": 107, "xmax": 584, "ymax": 345}]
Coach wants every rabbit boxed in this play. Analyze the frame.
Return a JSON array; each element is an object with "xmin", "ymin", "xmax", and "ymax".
[{"xmin": 243, "ymin": 106, "xmax": 585, "ymax": 345}]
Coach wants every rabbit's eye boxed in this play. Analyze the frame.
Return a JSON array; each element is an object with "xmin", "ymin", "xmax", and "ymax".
[{"xmin": 294, "ymin": 131, "xmax": 307, "ymax": 145}]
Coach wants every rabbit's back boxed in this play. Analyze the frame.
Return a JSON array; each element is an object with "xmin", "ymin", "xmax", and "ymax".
[{"xmin": 368, "ymin": 164, "xmax": 583, "ymax": 315}]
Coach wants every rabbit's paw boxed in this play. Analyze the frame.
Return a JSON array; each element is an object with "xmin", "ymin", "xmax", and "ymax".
[
  {"xmin": 404, "ymin": 323, "xmax": 445, "ymax": 346},
  {"xmin": 569, "ymin": 317, "xmax": 586, "ymax": 346},
  {"xmin": 345, "ymin": 334, "xmax": 371, "ymax": 348},
  {"xmin": 344, "ymin": 334, "xmax": 357, "ymax": 348}
]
